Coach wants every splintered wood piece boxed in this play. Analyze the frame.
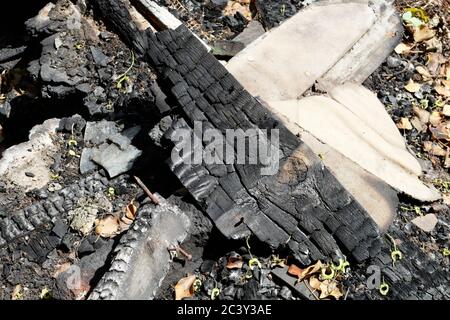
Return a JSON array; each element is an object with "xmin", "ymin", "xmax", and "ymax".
[{"xmin": 131, "ymin": 0, "xmax": 182, "ymax": 31}]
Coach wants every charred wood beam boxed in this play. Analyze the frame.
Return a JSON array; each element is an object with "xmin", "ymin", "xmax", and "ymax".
[
  {"xmin": 0, "ymin": 172, "xmax": 114, "ymax": 248},
  {"xmin": 89, "ymin": 0, "xmax": 381, "ymax": 264},
  {"xmin": 89, "ymin": 197, "xmax": 191, "ymax": 300}
]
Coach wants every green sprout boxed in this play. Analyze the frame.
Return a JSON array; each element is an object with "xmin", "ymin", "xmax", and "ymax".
[
  {"xmin": 379, "ymin": 278, "xmax": 389, "ymax": 296},
  {"xmin": 244, "ymin": 270, "xmax": 253, "ymax": 280},
  {"xmin": 245, "ymin": 235, "xmax": 253, "ymax": 257},
  {"xmin": 107, "ymin": 187, "xmax": 115, "ymax": 198},
  {"xmin": 39, "ymin": 287, "xmax": 52, "ymax": 300},
  {"xmin": 420, "ymin": 99, "xmax": 429, "ymax": 109},
  {"xmin": 331, "ymin": 257, "xmax": 350, "ymax": 274},
  {"xmin": 68, "ymin": 150, "xmax": 80, "ymax": 158},
  {"xmin": 249, "ymin": 258, "xmax": 262, "ymax": 270},
  {"xmin": 245, "ymin": 235, "xmax": 262, "ymax": 270},
  {"xmin": 386, "ymin": 234, "xmax": 403, "ymax": 267},
  {"xmin": 433, "ymin": 179, "xmax": 450, "ymax": 192},
  {"xmin": 193, "ymin": 279, "xmax": 202, "ymax": 293},
  {"xmin": 116, "ymin": 51, "xmax": 135, "ymax": 91},
  {"xmin": 321, "ymin": 265, "xmax": 335, "ymax": 280},
  {"xmin": 50, "ymin": 173, "xmax": 60, "ymax": 180},
  {"xmin": 435, "ymin": 99, "xmax": 445, "ymax": 108},
  {"xmin": 442, "ymin": 248, "xmax": 450, "ymax": 257},
  {"xmin": 270, "ymin": 255, "xmax": 286, "ymax": 268},
  {"xmin": 413, "ymin": 206, "xmax": 423, "ymax": 216},
  {"xmin": 210, "ymin": 288, "xmax": 220, "ymax": 300}
]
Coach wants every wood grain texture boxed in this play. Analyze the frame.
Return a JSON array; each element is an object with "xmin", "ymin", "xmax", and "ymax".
[{"xmin": 90, "ymin": 0, "xmax": 382, "ymax": 264}]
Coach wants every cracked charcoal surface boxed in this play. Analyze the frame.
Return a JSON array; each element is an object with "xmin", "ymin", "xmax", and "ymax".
[{"xmin": 92, "ymin": 0, "xmax": 382, "ymax": 264}]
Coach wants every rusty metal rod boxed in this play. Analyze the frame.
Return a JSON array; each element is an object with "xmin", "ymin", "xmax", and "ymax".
[{"xmin": 134, "ymin": 176, "xmax": 160, "ymax": 205}]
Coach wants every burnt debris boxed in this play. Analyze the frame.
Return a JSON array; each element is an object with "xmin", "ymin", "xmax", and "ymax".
[{"xmin": 0, "ymin": 0, "xmax": 448, "ymax": 301}]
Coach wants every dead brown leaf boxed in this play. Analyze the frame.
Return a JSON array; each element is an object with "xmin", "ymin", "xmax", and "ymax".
[
  {"xmin": 287, "ymin": 261, "xmax": 323, "ymax": 282},
  {"xmin": 120, "ymin": 216, "xmax": 134, "ymax": 225},
  {"xmin": 413, "ymin": 106, "xmax": 431, "ymax": 124},
  {"xmin": 175, "ymin": 275, "xmax": 196, "ymax": 300},
  {"xmin": 436, "ymin": 84, "xmax": 450, "ymax": 97},
  {"xmin": 397, "ymin": 117, "xmax": 413, "ymax": 130},
  {"xmin": 442, "ymin": 105, "xmax": 450, "ymax": 117},
  {"xmin": 445, "ymin": 149, "xmax": 450, "ymax": 168},
  {"xmin": 427, "ymin": 53, "xmax": 446, "ymax": 76},
  {"xmin": 443, "ymin": 194, "xmax": 450, "ymax": 205},
  {"xmin": 413, "ymin": 25, "xmax": 436, "ymax": 42},
  {"xmin": 395, "ymin": 43, "xmax": 413, "ymax": 55},
  {"xmin": 404, "ymin": 79, "xmax": 422, "ymax": 93},
  {"xmin": 423, "ymin": 141, "xmax": 447, "ymax": 156},
  {"xmin": 319, "ymin": 280, "xmax": 343, "ymax": 300},
  {"xmin": 11, "ymin": 284, "xmax": 23, "ymax": 300},
  {"xmin": 223, "ymin": 1, "xmax": 252, "ymax": 20},
  {"xmin": 425, "ymin": 37, "xmax": 443, "ymax": 53},
  {"xmin": 95, "ymin": 215, "xmax": 121, "ymax": 238},
  {"xmin": 416, "ymin": 66, "xmax": 432, "ymax": 79},
  {"xmin": 442, "ymin": 79, "xmax": 450, "ymax": 88},
  {"xmin": 429, "ymin": 111, "xmax": 443, "ymax": 126},
  {"xmin": 309, "ymin": 276, "xmax": 322, "ymax": 290},
  {"xmin": 119, "ymin": 220, "xmax": 132, "ymax": 233},
  {"xmin": 430, "ymin": 123, "xmax": 450, "ymax": 141},
  {"xmin": 309, "ymin": 276, "xmax": 343, "ymax": 300},
  {"xmin": 410, "ymin": 116, "xmax": 425, "ymax": 132},
  {"xmin": 125, "ymin": 199, "xmax": 137, "ymax": 220}
]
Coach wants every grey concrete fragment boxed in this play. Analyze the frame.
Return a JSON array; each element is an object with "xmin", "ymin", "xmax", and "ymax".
[
  {"xmin": 122, "ymin": 126, "xmax": 141, "ymax": 141},
  {"xmin": 411, "ymin": 214, "xmax": 438, "ymax": 233},
  {"xmin": 0, "ymin": 99, "xmax": 11, "ymax": 118},
  {"xmin": 0, "ymin": 119, "xmax": 60, "ymax": 192},
  {"xmin": 40, "ymin": 63, "xmax": 72, "ymax": 84},
  {"xmin": 84, "ymin": 120, "xmax": 120, "ymax": 145},
  {"xmin": 24, "ymin": 2, "xmax": 55, "ymax": 33},
  {"xmin": 211, "ymin": 40, "xmax": 245, "ymax": 57},
  {"xmin": 89, "ymin": 46, "xmax": 111, "ymax": 67},
  {"xmin": 149, "ymin": 116, "xmax": 173, "ymax": 147},
  {"xmin": 80, "ymin": 147, "xmax": 101, "ymax": 174},
  {"xmin": 89, "ymin": 198, "xmax": 191, "ymax": 300},
  {"xmin": 271, "ymin": 267, "xmax": 316, "ymax": 300},
  {"xmin": 233, "ymin": 21, "xmax": 266, "ymax": 46},
  {"xmin": 92, "ymin": 143, "xmax": 142, "ymax": 178},
  {"xmin": 109, "ymin": 133, "xmax": 131, "ymax": 150},
  {"xmin": 0, "ymin": 46, "xmax": 27, "ymax": 63}
]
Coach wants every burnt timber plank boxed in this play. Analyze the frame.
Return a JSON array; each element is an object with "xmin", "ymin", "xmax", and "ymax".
[{"xmin": 90, "ymin": 0, "xmax": 381, "ymax": 264}]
